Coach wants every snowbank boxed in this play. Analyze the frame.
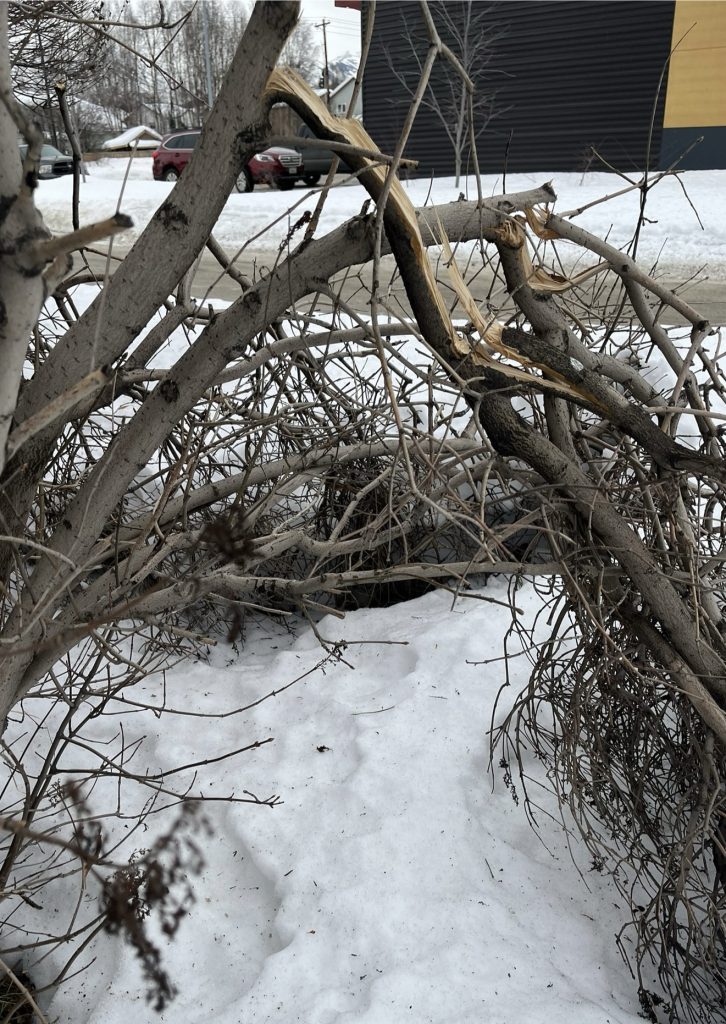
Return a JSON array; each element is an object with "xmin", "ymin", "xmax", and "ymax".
[
  {"xmin": 32, "ymin": 156, "xmax": 726, "ymax": 280},
  {"xmin": 33, "ymin": 586, "xmax": 648, "ymax": 1024}
]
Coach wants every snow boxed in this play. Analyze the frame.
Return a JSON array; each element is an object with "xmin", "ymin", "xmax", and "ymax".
[
  {"xmin": 33, "ymin": 586, "xmax": 646, "ymax": 1024},
  {"xmin": 33, "ymin": 155, "xmax": 726, "ymax": 279},
  {"xmin": 101, "ymin": 126, "xmax": 162, "ymax": 151},
  {"xmin": 11, "ymin": 156, "xmax": 722, "ymax": 1024}
]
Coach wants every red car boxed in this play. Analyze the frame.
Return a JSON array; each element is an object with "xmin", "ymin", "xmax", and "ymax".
[{"xmin": 151, "ymin": 129, "xmax": 304, "ymax": 191}]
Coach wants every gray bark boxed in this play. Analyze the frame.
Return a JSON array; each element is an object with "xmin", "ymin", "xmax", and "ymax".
[
  {"xmin": 15, "ymin": 0, "xmax": 300, "ymax": 427},
  {"xmin": 0, "ymin": 185, "xmax": 554, "ymax": 711},
  {"xmin": 1, "ymin": 3, "xmax": 724, "ymax": 756},
  {"xmin": 0, "ymin": 5, "xmax": 53, "ymax": 478}
]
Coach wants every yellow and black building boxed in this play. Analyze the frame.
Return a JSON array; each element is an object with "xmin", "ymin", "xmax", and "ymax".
[
  {"xmin": 360, "ymin": 0, "xmax": 726, "ymax": 175},
  {"xmin": 661, "ymin": 0, "xmax": 726, "ymax": 169}
]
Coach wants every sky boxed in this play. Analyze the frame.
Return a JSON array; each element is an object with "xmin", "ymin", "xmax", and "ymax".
[{"xmin": 298, "ymin": 0, "xmax": 362, "ymax": 61}]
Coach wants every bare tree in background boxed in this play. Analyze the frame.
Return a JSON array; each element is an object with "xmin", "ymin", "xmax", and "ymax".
[
  {"xmin": 88, "ymin": 0, "xmax": 250, "ymax": 130},
  {"xmin": 171, "ymin": 0, "xmax": 250, "ymax": 115},
  {"xmin": 9, "ymin": 0, "xmax": 109, "ymax": 145},
  {"xmin": 2, "ymin": 1, "xmax": 726, "ymax": 1021},
  {"xmin": 280, "ymin": 18, "xmax": 321, "ymax": 84},
  {"xmin": 13, "ymin": 1, "xmax": 251, "ymax": 145},
  {"xmin": 389, "ymin": 0, "xmax": 507, "ymax": 185}
]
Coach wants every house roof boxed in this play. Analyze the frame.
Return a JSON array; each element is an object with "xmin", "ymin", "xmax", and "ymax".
[
  {"xmin": 101, "ymin": 125, "xmax": 162, "ymax": 150},
  {"xmin": 314, "ymin": 75, "xmax": 356, "ymax": 102},
  {"xmin": 329, "ymin": 75, "xmax": 356, "ymax": 99}
]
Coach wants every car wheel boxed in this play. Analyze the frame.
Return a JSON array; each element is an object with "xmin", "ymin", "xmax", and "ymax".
[
  {"xmin": 162, "ymin": 167, "xmax": 180, "ymax": 182},
  {"xmin": 304, "ymin": 174, "xmax": 320, "ymax": 187},
  {"xmin": 235, "ymin": 168, "xmax": 254, "ymax": 193},
  {"xmin": 277, "ymin": 179, "xmax": 295, "ymax": 191}
]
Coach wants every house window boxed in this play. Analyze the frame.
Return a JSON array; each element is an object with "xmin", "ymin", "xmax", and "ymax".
[{"xmin": 337, "ymin": 103, "xmax": 346, "ymax": 114}]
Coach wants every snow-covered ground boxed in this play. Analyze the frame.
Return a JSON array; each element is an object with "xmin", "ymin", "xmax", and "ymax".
[
  {"xmin": 35, "ymin": 155, "xmax": 726, "ymax": 279},
  {"xmin": 36, "ymin": 586, "xmax": 647, "ymax": 1024},
  {"xmin": 10, "ymin": 156, "xmax": 721, "ymax": 1023}
]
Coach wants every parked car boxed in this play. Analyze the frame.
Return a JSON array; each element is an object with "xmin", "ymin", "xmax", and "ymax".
[
  {"xmin": 296, "ymin": 124, "xmax": 351, "ymax": 186},
  {"xmin": 18, "ymin": 143, "xmax": 74, "ymax": 178},
  {"xmin": 151, "ymin": 129, "xmax": 304, "ymax": 191}
]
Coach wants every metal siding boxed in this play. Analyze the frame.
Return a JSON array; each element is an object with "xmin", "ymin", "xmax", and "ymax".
[{"xmin": 362, "ymin": 1, "xmax": 675, "ymax": 175}]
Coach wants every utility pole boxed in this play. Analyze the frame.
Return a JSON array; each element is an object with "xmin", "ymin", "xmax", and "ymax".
[{"xmin": 316, "ymin": 18, "xmax": 331, "ymax": 108}]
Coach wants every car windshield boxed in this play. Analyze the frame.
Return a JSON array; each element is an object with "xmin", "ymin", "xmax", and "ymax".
[{"xmin": 17, "ymin": 144, "xmax": 66, "ymax": 158}]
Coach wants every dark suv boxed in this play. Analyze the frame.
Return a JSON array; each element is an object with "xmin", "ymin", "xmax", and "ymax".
[
  {"xmin": 296, "ymin": 125, "xmax": 351, "ymax": 186},
  {"xmin": 152, "ymin": 129, "xmax": 304, "ymax": 191},
  {"xmin": 18, "ymin": 143, "xmax": 74, "ymax": 178}
]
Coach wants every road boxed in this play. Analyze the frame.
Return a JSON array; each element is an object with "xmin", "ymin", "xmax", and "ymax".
[{"xmin": 77, "ymin": 247, "xmax": 726, "ymax": 328}]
